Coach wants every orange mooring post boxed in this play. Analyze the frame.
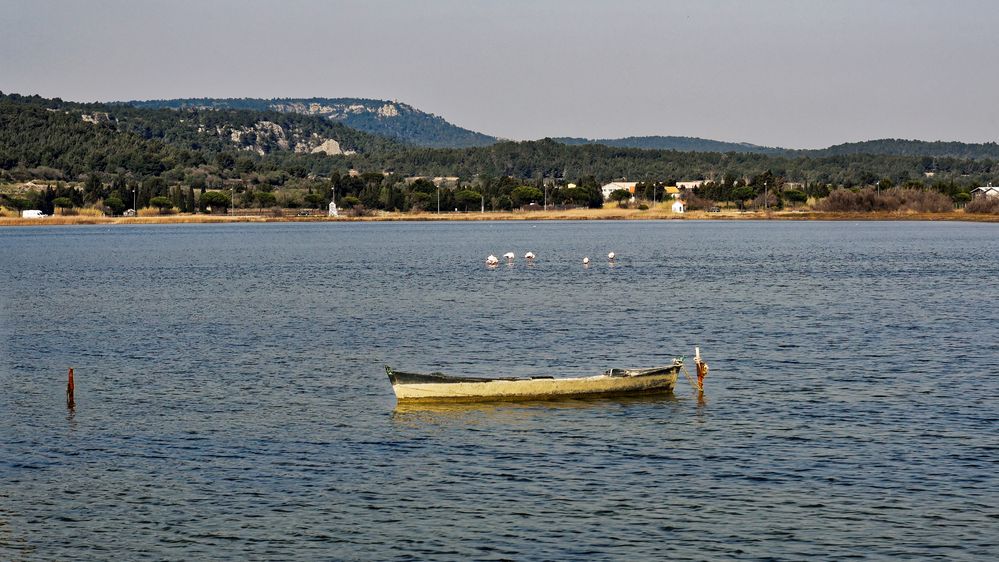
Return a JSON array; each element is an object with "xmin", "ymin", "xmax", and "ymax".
[
  {"xmin": 66, "ymin": 368, "xmax": 75, "ymax": 409},
  {"xmin": 694, "ymin": 347, "xmax": 708, "ymax": 391}
]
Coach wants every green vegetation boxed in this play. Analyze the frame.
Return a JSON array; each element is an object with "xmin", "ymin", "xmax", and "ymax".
[
  {"xmin": 149, "ymin": 196, "xmax": 173, "ymax": 212},
  {"xmin": 199, "ymin": 191, "xmax": 230, "ymax": 213},
  {"xmin": 557, "ymin": 136, "xmax": 780, "ymax": 154},
  {"xmin": 2, "ymin": 91, "xmax": 997, "ymax": 216},
  {"xmin": 558, "ymin": 136, "xmax": 999, "ymax": 160},
  {"xmin": 608, "ymin": 189, "xmax": 632, "ymax": 203},
  {"xmin": 129, "ymin": 97, "xmax": 498, "ymax": 148}
]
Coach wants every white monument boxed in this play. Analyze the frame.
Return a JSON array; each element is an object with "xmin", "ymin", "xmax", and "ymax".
[{"xmin": 328, "ymin": 200, "xmax": 339, "ymax": 217}]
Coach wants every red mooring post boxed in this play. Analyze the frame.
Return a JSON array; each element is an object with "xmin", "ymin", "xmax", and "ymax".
[{"xmin": 66, "ymin": 368, "xmax": 75, "ymax": 409}]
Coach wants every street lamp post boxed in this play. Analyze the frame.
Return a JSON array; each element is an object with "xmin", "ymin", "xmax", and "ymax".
[
  {"xmin": 437, "ymin": 187, "xmax": 440, "ymax": 214},
  {"xmin": 132, "ymin": 188, "xmax": 136, "ymax": 216}
]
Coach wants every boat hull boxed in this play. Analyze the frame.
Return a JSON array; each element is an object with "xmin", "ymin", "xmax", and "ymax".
[{"xmin": 387, "ymin": 365, "xmax": 680, "ymax": 403}]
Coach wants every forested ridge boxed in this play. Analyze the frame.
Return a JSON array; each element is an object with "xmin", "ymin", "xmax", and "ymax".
[
  {"xmin": 129, "ymin": 97, "xmax": 498, "ymax": 148},
  {"xmin": 2, "ymin": 91, "xmax": 997, "ymax": 216},
  {"xmin": 557, "ymin": 136, "xmax": 999, "ymax": 160},
  {"xmin": 5, "ymin": 92, "xmax": 997, "ymax": 186}
]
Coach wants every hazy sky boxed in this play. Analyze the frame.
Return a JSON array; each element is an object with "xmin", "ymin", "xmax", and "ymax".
[{"xmin": 2, "ymin": 0, "xmax": 998, "ymax": 148}]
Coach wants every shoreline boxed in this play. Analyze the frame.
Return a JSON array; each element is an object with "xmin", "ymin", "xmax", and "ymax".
[{"xmin": 1, "ymin": 208, "xmax": 997, "ymax": 227}]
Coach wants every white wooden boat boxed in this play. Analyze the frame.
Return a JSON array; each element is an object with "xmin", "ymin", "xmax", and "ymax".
[{"xmin": 386, "ymin": 361, "xmax": 682, "ymax": 403}]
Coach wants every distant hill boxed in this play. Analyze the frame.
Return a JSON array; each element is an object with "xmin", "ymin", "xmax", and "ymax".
[
  {"xmin": 796, "ymin": 139, "xmax": 999, "ymax": 160},
  {"xmin": 559, "ymin": 136, "xmax": 999, "ymax": 160},
  {"xmin": 0, "ymin": 92, "xmax": 400, "ymax": 178},
  {"xmin": 126, "ymin": 99, "xmax": 999, "ymax": 159},
  {"xmin": 128, "ymin": 98, "xmax": 499, "ymax": 149},
  {"xmin": 2, "ymin": 91, "xmax": 995, "ymax": 196},
  {"xmin": 556, "ymin": 136, "xmax": 782, "ymax": 155}
]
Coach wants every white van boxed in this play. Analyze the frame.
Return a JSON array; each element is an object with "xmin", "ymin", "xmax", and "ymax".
[{"xmin": 21, "ymin": 210, "xmax": 46, "ymax": 218}]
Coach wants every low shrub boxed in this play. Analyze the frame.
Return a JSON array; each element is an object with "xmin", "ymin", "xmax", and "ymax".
[
  {"xmin": 965, "ymin": 197, "xmax": 999, "ymax": 214},
  {"xmin": 347, "ymin": 204, "xmax": 372, "ymax": 217},
  {"xmin": 683, "ymin": 193, "xmax": 716, "ymax": 211},
  {"xmin": 817, "ymin": 188, "xmax": 953, "ymax": 213}
]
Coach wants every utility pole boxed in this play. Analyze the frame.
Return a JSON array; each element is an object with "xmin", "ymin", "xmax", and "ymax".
[
  {"xmin": 764, "ymin": 181, "xmax": 768, "ymax": 211},
  {"xmin": 437, "ymin": 187, "xmax": 440, "ymax": 214},
  {"xmin": 132, "ymin": 188, "xmax": 136, "ymax": 215}
]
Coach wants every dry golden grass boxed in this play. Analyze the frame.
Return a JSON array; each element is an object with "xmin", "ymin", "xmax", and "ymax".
[
  {"xmin": 137, "ymin": 207, "xmax": 182, "ymax": 217},
  {"xmin": 0, "ymin": 208, "xmax": 995, "ymax": 227}
]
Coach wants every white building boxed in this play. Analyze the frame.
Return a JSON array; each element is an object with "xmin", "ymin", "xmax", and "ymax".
[
  {"xmin": 671, "ymin": 200, "xmax": 686, "ymax": 213},
  {"xmin": 971, "ymin": 185, "xmax": 999, "ymax": 198},
  {"xmin": 601, "ymin": 181, "xmax": 638, "ymax": 200}
]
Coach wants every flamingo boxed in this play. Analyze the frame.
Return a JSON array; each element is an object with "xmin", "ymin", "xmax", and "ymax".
[
  {"xmin": 524, "ymin": 251, "xmax": 536, "ymax": 260},
  {"xmin": 486, "ymin": 254, "xmax": 499, "ymax": 266},
  {"xmin": 608, "ymin": 252, "xmax": 616, "ymax": 260},
  {"xmin": 503, "ymin": 252, "xmax": 515, "ymax": 261},
  {"xmin": 582, "ymin": 257, "xmax": 590, "ymax": 265}
]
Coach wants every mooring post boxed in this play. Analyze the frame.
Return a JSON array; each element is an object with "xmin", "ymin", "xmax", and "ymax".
[
  {"xmin": 694, "ymin": 347, "xmax": 708, "ymax": 391},
  {"xmin": 66, "ymin": 368, "xmax": 75, "ymax": 409}
]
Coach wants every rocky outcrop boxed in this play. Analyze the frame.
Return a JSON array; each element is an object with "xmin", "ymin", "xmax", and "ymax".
[
  {"xmin": 224, "ymin": 122, "xmax": 354, "ymax": 156},
  {"xmin": 377, "ymin": 103, "xmax": 399, "ymax": 117},
  {"xmin": 269, "ymin": 100, "xmax": 404, "ymax": 121},
  {"xmin": 81, "ymin": 112, "xmax": 112, "ymax": 124},
  {"xmin": 309, "ymin": 139, "xmax": 346, "ymax": 156}
]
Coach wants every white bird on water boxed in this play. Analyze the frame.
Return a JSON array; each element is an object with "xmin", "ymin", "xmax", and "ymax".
[
  {"xmin": 524, "ymin": 251, "xmax": 536, "ymax": 260},
  {"xmin": 486, "ymin": 254, "xmax": 499, "ymax": 266},
  {"xmin": 503, "ymin": 252, "xmax": 515, "ymax": 261},
  {"xmin": 608, "ymin": 252, "xmax": 616, "ymax": 260},
  {"xmin": 582, "ymin": 257, "xmax": 590, "ymax": 265}
]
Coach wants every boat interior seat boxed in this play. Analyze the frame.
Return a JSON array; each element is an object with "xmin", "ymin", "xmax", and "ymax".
[{"xmin": 605, "ymin": 368, "xmax": 629, "ymax": 377}]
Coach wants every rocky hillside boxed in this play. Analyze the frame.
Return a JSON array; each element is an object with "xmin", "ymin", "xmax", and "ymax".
[
  {"xmin": 0, "ymin": 92, "xmax": 400, "ymax": 179},
  {"xmin": 128, "ymin": 97, "xmax": 499, "ymax": 149}
]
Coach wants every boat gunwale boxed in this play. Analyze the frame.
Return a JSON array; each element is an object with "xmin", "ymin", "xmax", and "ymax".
[
  {"xmin": 386, "ymin": 363, "xmax": 682, "ymax": 403},
  {"xmin": 385, "ymin": 364, "xmax": 682, "ymax": 386}
]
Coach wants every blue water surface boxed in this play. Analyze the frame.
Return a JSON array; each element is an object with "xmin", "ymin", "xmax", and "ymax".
[{"xmin": 1, "ymin": 220, "xmax": 997, "ymax": 560}]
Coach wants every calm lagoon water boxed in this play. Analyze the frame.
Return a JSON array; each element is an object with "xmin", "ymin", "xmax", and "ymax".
[{"xmin": 1, "ymin": 220, "xmax": 997, "ymax": 560}]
